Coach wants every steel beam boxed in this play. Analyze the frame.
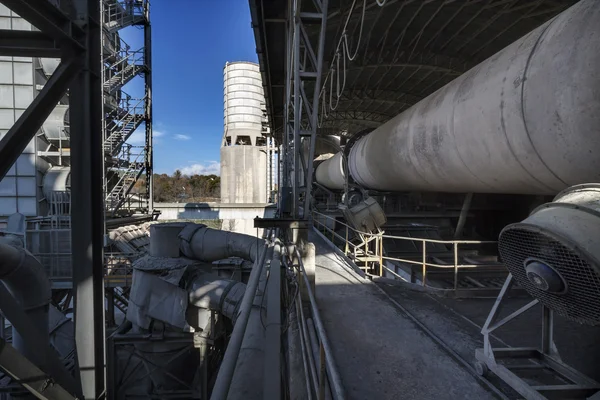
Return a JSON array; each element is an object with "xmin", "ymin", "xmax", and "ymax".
[
  {"xmin": 0, "ymin": 337, "xmax": 76, "ymax": 400},
  {"xmin": 0, "ymin": 30, "xmax": 62, "ymax": 58},
  {"xmin": 0, "ymin": 0, "xmax": 84, "ymax": 50},
  {"xmin": 0, "ymin": 59, "xmax": 78, "ymax": 180},
  {"xmin": 285, "ymin": 0, "xmax": 329, "ymax": 220},
  {"xmin": 144, "ymin": 13, "xmax": 154, "ymax": 212},
  {"xmin": 69, "ymin": 0, "xmax": 105, "ymax": 398}
]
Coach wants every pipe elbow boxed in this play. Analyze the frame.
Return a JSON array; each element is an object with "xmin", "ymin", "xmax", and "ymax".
[
  {"xmin": 0, "ymin": 242, "xmax": 51, "ymax": 310},
  {"xmin": 178, "ymin": 223, "xmax": 266, "ymax": 263}
]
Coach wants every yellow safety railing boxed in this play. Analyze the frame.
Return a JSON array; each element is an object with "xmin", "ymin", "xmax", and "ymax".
[{"xmin": 312, "ymin": 210, "xmax": 497, "ymax": 290}]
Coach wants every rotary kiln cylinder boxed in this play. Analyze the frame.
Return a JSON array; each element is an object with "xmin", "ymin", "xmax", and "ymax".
[{"xmin": 317, "ymin": 0, "xmax": 600, "ymax": 195}]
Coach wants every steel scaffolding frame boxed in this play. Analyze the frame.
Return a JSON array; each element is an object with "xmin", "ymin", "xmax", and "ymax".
[
  {"xmin": 102, "ymin": 0, "xmax": 153, "ymax": 216},
  {"xmin": 282, "ymin": 0, "xmax": 329, "ymax": 219},
  {"xmin": 0, "ymin": 0, "xmax": 105, "ymax": 398}
]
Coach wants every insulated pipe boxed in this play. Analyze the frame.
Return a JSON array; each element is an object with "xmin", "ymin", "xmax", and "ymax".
[
  {"xmin": 317, "ymin": 0, "xmax": 600, "ymax": 195},
  {"xmin": 0, "ymin": 241, "xmax": 51, "ymax": 367},
  {"xmin": 177, "ymin": 223, "xmax": 265, "ymax": 263},
  {"xmin": 211, "ymin": 238, "xmax": 271, "ymax": 400}
]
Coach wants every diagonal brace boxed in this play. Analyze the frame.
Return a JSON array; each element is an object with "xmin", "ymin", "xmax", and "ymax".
[{"xmin": 0, "ymin": 58, "xmax": 79, "ymax": 180}]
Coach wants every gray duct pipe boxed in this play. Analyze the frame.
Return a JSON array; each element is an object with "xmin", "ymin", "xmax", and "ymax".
[
  {"xmin": 188, "ymin": 271, "xmax": 246, "ymax": 323},
  {"xmin": 316, "ymin": 0, "xmax": 600, "ymax": 195},
  {"xmin": 0, "ymin": 241, "xmax": 51, "ymax": 366},
  {"xmin": 177, "ymin": 223, "xmax": 264, "ymax": 263}
]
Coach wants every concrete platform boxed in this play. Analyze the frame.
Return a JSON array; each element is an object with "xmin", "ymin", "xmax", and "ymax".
[
  {"xmin": 310, "ymin": 230, "xmax": 499, "ymax": 400},
  {"xmin": 311, "ymin": 229, "xmax": 600, "ymax": 399}
]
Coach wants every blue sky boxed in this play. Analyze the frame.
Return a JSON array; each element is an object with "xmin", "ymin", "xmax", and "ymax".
[{"xmin": 121, "ymin": 0, "xmax": 258, "ymax": 176}]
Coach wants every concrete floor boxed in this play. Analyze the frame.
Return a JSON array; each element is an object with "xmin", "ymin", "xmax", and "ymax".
[
  {"xmin": 310, "ymin": 231, "xmax": 498, "ymax": 400},
  {"xmin": 311, "ymin": 228, "xmax": 600, "ymax": 399}
]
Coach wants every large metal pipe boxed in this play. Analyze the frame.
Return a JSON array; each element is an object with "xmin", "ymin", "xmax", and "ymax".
[
  {"xmin": 177, "ymin": 223, "xmax": 265, "ymax": 263},
  {"xmin": 316, "ymin": 0, "xmax": 600, "ymax": 195},
  {"xmin": 0, "ymin": 240, "xmax": 51, "ymax": 367},
  {"xmin": 211, "ymin": 239, "xmax": 271, "ymax": 400}
]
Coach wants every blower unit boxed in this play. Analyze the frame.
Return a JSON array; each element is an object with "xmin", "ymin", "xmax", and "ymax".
[
  {"xmin": 476, "ymin": 184, "xmax": 600, "ymax": 400},
  {"xmin": 499, "ymin": 184, "xmax": 600, "ymax": 326}
]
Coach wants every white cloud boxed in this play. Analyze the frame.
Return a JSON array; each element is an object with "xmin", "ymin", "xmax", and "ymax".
[
  {"xmin": 179, "ymin": 161, "xmax": 220, "ymax": 176},
  {"xmin": 128, "ymin": 129, "xmax": 164, "ymax": 144},
  {"xmin": 174, "ymin": 134, "xmax": 191, "ymax": 141}
]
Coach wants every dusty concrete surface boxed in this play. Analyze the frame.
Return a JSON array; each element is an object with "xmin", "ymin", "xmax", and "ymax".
[
  {"xmin": 310, "ymin": 231, "xmax": 497, "ymax": 400},
  {"xmin": 376, "ymin": 277, "xmax": 600, "ymax": 398}
]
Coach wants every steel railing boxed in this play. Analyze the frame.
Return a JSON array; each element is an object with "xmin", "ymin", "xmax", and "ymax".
[
  {"xmin": 312, "ymin": 210, "xmax": 497, "ymax": 290},
  {"xmin": 103, "ymin": 0, "xmax": 150, "ymax": 31},
  {"xmin": 292, "ymin": 246, "xmax": 345, "ymax": 400}
]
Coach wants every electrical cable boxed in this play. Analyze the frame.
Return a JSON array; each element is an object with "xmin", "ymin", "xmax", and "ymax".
[{"xmin": 343, "ymin": 0, "xmax": 367, "ymax": 61}]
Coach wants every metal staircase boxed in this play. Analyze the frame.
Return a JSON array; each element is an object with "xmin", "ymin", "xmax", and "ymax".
[
  {"xmin": 103, "ymin": 95, "xmax": 145, "ymax": 156},
  {"xmin": 103, "ymin": 0, "xmax": 148, "ymax": 32},
  {"xmin": 103, "ymin": 48, "xmax": 146, "ymax": 94},
  {"xmin": 101, "ymin": 0, "xmax": 151, "ymax": 216},
  {"xmin": 113, "ymin": 287, "xmax": 130, "ymax": 314},
  {"xmin": 105, "ymin": 144, "xmax": 146, "ymax": 213}
]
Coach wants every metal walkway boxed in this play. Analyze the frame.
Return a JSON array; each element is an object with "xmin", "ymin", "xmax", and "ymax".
[{"xmin": 310, "ymin": 230, "xmax": 498, "ymax": 400}]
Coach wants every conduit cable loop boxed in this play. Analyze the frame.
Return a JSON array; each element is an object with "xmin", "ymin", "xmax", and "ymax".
[{"xmin": 342, "ymin": 0, "xmax": 366, "ymax": 61}]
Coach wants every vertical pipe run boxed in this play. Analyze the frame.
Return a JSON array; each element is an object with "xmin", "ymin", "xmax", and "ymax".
[
  {"xmin": 454, "ymin": 193, "xmax": 473, "ymax": 239},
  {"xmin": 210, "ymin": 237, "xmax": 271, "ymax": 400}
]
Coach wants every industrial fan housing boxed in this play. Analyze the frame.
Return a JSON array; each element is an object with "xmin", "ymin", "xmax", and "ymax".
[{"xmin": 498, "ymin": 184, "xmax": 600, "ymax": 326}]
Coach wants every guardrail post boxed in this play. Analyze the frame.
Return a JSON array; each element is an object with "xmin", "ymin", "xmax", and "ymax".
[
  {"xmin": 344, "ymin": 225, "xmax": 348, "ymax": 256},
  {"xmin": 453, "ymin": 242, "xmax": 459, "ymax": 290},
  {"xmin": 379, "ymin": 234, "xmax": 383, "ymax": 277},
  {"xmin": 422, "ymin": 241, "xmax": 427, "ymax": 287},
  {"xmin": 301, "ymin": 242, "xmax": 316, "ymax": 303}
]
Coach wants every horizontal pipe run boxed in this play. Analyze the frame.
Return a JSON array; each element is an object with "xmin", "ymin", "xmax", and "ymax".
[
  {"xmin": 295, "ymin": 249, "xmax": 346, "ymax": 400},
  {"xmin": 263, "ymin": 241, "xmax": 282, "ymax": 400}
]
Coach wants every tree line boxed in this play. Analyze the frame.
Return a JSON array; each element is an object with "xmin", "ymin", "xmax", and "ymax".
[{"xmin": 134, "ymin": 171, "xmax": 221, "ymax": 203}]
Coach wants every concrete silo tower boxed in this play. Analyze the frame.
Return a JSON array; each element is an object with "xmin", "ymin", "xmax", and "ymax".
[{"xmin": 220, "ymin": 62, "xmax": 270, "ymax": 204}]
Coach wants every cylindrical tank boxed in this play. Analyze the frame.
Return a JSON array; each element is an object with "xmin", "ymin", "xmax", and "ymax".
[
  {"xmin": 221, "ymin": 61, "xmax": 268, "ymax": 205},
  {"xmin": 221, "ymin": 146, "xmax": 267, "ymax": 203},
  {"xmin": 223, "ymin": 62, "xmax": 265, "ymax": 146},
  {"xmin": 318, "ymin": 0, "xmax": 600, "ymax": 195}
]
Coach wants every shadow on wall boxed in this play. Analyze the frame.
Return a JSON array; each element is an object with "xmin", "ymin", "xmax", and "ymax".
[{"xmin": 153, "ymin": 202, "xmax": 277, "ymax": 238}]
